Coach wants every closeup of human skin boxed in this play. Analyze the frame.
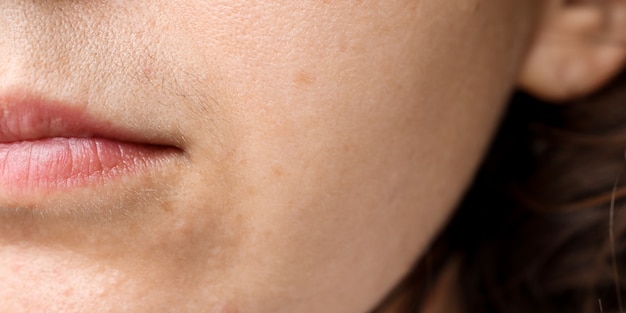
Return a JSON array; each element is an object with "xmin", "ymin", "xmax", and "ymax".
[{"xmin": 0, "ymin": 1, "xmax": 550, "ymax": 312}]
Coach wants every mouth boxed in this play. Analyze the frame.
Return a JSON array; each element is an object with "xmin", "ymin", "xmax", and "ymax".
[{"xmin": 0, "ymin": 93, "xmax": 183, "ymax": 197}]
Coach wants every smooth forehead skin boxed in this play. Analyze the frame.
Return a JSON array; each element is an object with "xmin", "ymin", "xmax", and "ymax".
[{"xmin": 0, "ymin": 1, "xmax": 541, "ymax": 312}]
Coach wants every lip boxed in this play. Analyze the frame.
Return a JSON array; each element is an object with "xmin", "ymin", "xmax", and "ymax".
[{"xmin": 0, "ymin": 93, "xmax": 182, "ymax": 196}]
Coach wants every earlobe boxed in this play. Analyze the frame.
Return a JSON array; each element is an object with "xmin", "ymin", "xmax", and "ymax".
[{"xmin": 518, "ymin": 0, "xmax": 626, "ymax": 102}]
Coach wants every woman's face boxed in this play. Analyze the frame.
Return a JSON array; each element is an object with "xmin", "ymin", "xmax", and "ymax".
[{"xmin": 0, "ymin": 1, "xmax": 541, "ymax": 312}]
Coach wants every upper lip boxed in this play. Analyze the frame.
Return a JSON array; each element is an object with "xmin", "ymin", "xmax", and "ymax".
[{"xmin": 0, "ymin": 91, "xmax": 184, "ymax": 149}]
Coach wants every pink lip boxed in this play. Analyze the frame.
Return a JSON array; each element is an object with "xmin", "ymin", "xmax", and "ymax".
[{"xmin": 0, "ymin": 94, "xmax": 180, "ymax": 195}]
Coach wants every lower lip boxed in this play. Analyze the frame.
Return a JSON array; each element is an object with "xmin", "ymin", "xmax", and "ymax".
[{"xmin": 0, "ymin": 137, "xmax": 175, "ymax": 194}]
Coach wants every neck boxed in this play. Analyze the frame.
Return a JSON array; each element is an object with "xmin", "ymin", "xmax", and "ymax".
[
  {"xmin": 419, "ymin": 259, "xmax": 462, "ymax": 313},
  {"xmin": 378, "ymin": 258, "xmax": 462, "ymax": 313}
]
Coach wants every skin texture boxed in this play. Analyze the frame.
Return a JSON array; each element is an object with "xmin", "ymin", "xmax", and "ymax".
[{"xmin": 0, "ymin": 1, "xmax": 543, "ymax": 312}]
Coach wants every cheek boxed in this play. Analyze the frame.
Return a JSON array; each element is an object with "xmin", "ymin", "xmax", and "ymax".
[{"xmin": 158, "ymin": 1, "xmax": 530, "ymax": 312}]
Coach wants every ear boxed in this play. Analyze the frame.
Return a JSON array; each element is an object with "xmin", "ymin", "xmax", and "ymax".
[{"xmin": 519, "ymin": 0, "xmax": 626, "ymax": 102}]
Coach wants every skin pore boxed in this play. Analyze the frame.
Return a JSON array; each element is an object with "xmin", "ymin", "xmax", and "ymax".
[{"xmin": 0, "ymin": 1, "xmax": 577, "ymax": 312}]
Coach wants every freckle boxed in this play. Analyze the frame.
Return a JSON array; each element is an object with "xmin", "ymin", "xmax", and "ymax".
[
  {"xmin": 338, "ymin": 39, "xmax": 348, "ymax": 53},
  {"xmin": 161, "ymin": 201, "xmax": 173, "ymax": 213},
  {"xmin": 246, "ymin": 186, "xmax": 258, "ymax": 196},
  {"xmin": 294, "ymin": 70, "xmax": 316, "ymax": 87},
  {"xmin": 63, "ymin": 287, "xmax": 74, "ymax": 297},
  {"xmin": 233, "ymin": 213, "xmax": 244, "ymax": 224},
  {"xmin": 272, "ymin": 166, "xmax": 284, "ymax": 178}
]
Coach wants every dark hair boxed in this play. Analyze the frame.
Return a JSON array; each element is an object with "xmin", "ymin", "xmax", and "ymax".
[
  {"xmin": 452, "ymin": 70, "xmax": 626, "ymax": 313},
  {"xmin": 371, "ymin": 71, "xmax": 626, "ymax": 313}
]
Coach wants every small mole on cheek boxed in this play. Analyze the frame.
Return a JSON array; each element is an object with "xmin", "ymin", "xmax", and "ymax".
[
  {"xmin": 272, "ymin": 166, "xmax": 285, "ymax": 178},
  {"xmin": 161, "ymin": 200, "xmax": 174, "ymax": 213},
  {"xmin": 294, "ymin": 70, "xmax": 316, "ymax": 87},
  {"xmin": 246, "ymin": 186, "xmax": 258, "ymax": 196}
]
